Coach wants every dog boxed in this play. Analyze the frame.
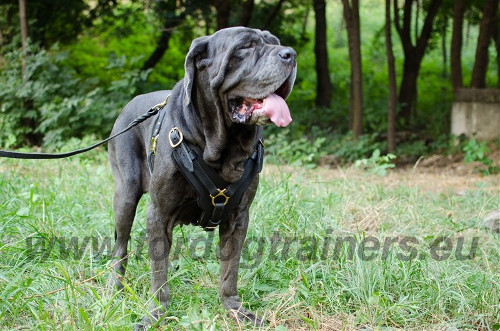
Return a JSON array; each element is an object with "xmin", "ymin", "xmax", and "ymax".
[{"xmin": 107, "ymin": 27, "xmax": 296, "ymax": 329}]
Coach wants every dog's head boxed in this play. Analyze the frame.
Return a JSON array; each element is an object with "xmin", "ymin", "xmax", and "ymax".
[
  {"xmin": 182, "ymin": 28, "xmax": 296, "ymax": 161},
  {"xmin": 184, "ymin": 27, "xmax": 296, "ymax": 127}
]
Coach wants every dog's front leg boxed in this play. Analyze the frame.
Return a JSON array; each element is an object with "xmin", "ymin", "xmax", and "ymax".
[
  {"xmin": 135, "ymin": 205, "xmax": 172, "ymax": 331},
  {"xmin": 219, "ymin": 209, "xmax": 264, "ymax": 326}
]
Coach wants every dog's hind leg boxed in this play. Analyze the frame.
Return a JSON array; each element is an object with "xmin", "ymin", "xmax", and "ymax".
[
  {"xmin": 109, "ymin": 177, "xmax": 143, "ymax": 289},
  {"xmin": 134, "ymin": 204, "xmax": 173, "ymax": 330}
]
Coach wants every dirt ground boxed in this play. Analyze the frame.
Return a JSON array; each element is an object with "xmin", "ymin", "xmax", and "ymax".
[{"xmin": 265, "ymin": 148, "xmax": 500, "ymax": 196}]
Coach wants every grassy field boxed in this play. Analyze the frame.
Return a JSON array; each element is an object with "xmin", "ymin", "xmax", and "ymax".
[{"xmin": 0, "ymin": 150, "xmax": 499, "ymax": 330}]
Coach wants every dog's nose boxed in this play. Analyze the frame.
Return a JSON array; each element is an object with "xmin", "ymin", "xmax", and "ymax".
[{"xmin": 278, "ymin": 47, "xmax": 296, "ymax": 64}]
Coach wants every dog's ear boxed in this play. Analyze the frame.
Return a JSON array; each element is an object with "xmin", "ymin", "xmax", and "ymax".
[{"xmin": 183, "ymin": 35, "xmax": 211, "ymax": 108}]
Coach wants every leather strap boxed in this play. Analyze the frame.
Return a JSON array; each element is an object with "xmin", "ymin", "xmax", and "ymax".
[
  {"xmin": 0, "ymin": 96, "xmax": 170, "ymax": 160},
  {"xmin": 169, "ymin": 127, "xmax": 264, "ymax": 230}
]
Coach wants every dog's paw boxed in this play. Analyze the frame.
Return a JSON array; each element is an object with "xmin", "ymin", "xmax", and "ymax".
[
  {"xmin": 133, "ymin": 323, "xmax": 148, "ymax": 331},
  {"xmin": 135, "ymin": 310, "xmax": 165, "ymax": 330},
  {"xmin": 134, "ymin": 317, "xmax": 154, "ymax": 331},
  {"xmin": 228, "ymin": 308, "xmax": 267, "ymax": 327}
]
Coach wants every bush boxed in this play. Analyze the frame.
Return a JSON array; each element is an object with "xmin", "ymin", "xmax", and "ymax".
[
  {"xmin": 265, "ymin": 128, "xmax": 327, "ymax": 168},
  {"xmin": 354, "ymin": 148, "xmax": 396, "ymax": 176},
  {"xmin": 462, "ymin": 138, "xmax": 499, "ymax": 175},
  {"xmin": 0, "ymin": 42, "xmax": 150, "ymax": 148}
]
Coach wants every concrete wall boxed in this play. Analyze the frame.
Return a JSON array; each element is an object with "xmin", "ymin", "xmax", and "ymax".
[{"xmin": 451, "ymin": 88, "xmax": 500, "ymax": 140}]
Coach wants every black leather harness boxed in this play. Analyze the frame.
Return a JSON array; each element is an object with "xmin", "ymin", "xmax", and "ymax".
[{"xmin": 148, "ymin": 106, "xmax": 264, "ymax": 231}]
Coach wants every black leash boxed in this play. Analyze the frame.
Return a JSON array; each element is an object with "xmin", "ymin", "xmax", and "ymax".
[{"xmin": 0, "ymin": 96, "xmax": 170, "ymax": 160}]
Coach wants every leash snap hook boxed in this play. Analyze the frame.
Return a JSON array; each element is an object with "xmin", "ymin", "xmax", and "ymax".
[
  {"xmin": 150, "ymin": 136, "xmax": 159, "ymax": 154},
  {"xmin": 152, "ymin": 94, "xmax": 170, "ymax": 112}
]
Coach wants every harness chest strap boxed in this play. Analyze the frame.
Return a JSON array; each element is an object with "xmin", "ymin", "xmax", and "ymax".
[{"xmin": 168, "ymin": 127, "xmax": 264, "ymax": 230}]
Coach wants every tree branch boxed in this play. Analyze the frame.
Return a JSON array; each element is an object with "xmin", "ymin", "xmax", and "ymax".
[
  {"xmin": 263, "ymin": 0, "xmax": 285, "ymax": 30},
  {"xmin": 393, "ymin": 0, "xmax": 402, "ymax": 39},
  {"xmin": 416, "ymin": 0, "xmax": 443, "ymax": 60}
]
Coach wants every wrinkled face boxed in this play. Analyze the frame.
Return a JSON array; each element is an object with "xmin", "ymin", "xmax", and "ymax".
[
  {"xmin": 188, "ymin": 27, "xmax": 297, "ymax": 127},
  {"xmin": 220, "ymin": 29, "xmax": 296, "ymax": 127}
]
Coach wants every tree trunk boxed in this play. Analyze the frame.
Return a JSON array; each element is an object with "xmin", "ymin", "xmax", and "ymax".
[
  {"xmin": 263, "ymin": 0, "xmax": 285, "ymax": 30},
  {"xmin": 142, "ymin": 6, "xmax": 186, "ymax": 71},
  {"xmin": 450, "ymin": 0, "xmax": 465, "ymax": 92},
  {"xmin": 19, "ymin": 0, "xmax": 28, "ymax": 78},
  {"xmin": 493, "ymin": 19, "xmax": 500, "ymax": 87},
  {"xmin": 398, "ymin": 53, "xmax": 420, "ymax": 126},
  {"xmin": 313, "ymin": 0, "xmax": 332, "ymax": 108},
  {"xmin": 393, "ymin": 0, "xmax": 443, "ymax": 124},
  {"xmin": 215, "ymin": 0, "xmax": 231, "ymax": 30},
  {"xmin": 471, "ymin": 0, "xmax": 499, "ymax": 88},
  {"xmin": 441, "ymin": 24, "xmax": 447, "ymax": 78},
  {"xmin": 239, "ymin": 0, "xmax": 254, "ymax": 26},
  {"xmin": 385, "ymin": 0, "xmax": 397, "ymax": 152},
  {"xmin": 342, "ymin": 0, "xmax": 363, "ymax": 138},
  {"xmin": 18, "ymin": 0, "xmax": 41, "ymax": 146}
]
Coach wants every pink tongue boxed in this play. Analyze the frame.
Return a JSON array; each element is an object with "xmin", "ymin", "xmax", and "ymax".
[{"xmin": 263, "ymin": 93, "xmax": 292, "ymax": 127}]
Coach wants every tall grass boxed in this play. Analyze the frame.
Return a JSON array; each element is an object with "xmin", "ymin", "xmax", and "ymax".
[{"xmin": 0, "ymin": 155, "xmax": 498, "ymax": 330}]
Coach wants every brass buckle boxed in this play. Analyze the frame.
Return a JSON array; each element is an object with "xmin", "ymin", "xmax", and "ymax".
[
  {"xmin": 210, "ymin": 188, "xmax": 230, "ymax": 206},
  {"xmin": 150, "ymin": 135, "xmax": 159, "ymax": 154},
  {"xmin": 169, "ymin": 127, "xmax": 183, "ymax": 148}
]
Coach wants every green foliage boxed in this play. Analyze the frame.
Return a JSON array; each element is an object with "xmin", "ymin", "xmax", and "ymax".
[
  {"xmin": 462, "ymin": 138, "xmax": 499, "ymax": 175},
  {"xmin": 0, "ymin": 0, "xmax": 119, "ymax": 49},
  {"xmin": 0, "ymin": 0, "xmax": 497, "ymax": 165},
  {"xmin": 265, "ymin": 129, "xmax": 327, "ymax": 168},
  {"xmin": 354, "ymin": 148, "xmax": 396, "ymax": 176},
  {"xmin": 330, "ymin": 132, "xmax": 387, "ymax": 163},
  {"xmin": 463, "ymin": 138, "xmax": 492, "ymax": 165},
  {"xmin": 0, "ymin": 42, "xmax": 150, "ymax": 148}
]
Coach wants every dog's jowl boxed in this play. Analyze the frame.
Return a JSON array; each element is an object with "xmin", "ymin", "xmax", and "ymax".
[{"xmin": 107, "ymin": 27, "xmax": 296, "ymax": 329}]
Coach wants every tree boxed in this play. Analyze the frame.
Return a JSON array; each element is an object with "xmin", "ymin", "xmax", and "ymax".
[
  {"xmin": 493, "ymin": 18, "xmax": 500, "ymax": 87},
  {"xmin": 18, "ymin": 0, "xmax": 28, "ymax": 78},
  {"xmin": 393, "ymin": 0, "xmax": 443, "ymax": 124},
  {"xmin": 215, "ymin": 0, "xmax": 231, "ymax": 29},
  {"xmin": 1, "ymin": 0, "xmax": 118, "ymax": 48},
  {"xmin": 341, "ymin": 0, "xmax": 363, "ymax": 138},
  {"xmin": 239, "ymin": 0, "xmax": 255, "ymax": 26},
  {"xmin": 263, "ymin": 0, "xmax": 286, "ymax": 30},
  {"xmin": 385, "ymin": 0, "xmax": 397, "ymax": 152},
  {"xmin": 18, "ymin": 0, "xmax": 40, "ymax": 146},
  {"xmin": 471, "ymin": 0, "xmax": 499, "ymax": 88},
  {"xmin": 450, "ymin": 0, "xmax": 465, "ymax": 92},
  {"xmin": 313, "ymin": 0, "xmax": 332, "ymax": 108},
  {"xmin": 141, "ymin": 1, "xmax": 188, "ymax": 71}
]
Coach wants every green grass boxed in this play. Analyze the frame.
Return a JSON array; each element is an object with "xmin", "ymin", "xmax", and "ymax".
[{"xmin": 0, "ymin": 153, "xmax": 499, "ymax": 330}]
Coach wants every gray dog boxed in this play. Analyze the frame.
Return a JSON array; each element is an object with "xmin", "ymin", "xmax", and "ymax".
[{"xmin": 107, "ymin": 27, "xmax": 296, "ymax": 329}]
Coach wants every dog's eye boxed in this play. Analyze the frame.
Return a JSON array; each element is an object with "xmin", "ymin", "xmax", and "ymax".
[{"xmin": 242, "ymin": 41, "xmax": 257, "ymax": 50}]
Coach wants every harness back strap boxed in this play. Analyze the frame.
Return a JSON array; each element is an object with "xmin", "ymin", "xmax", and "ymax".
[{"xmin": 169, "ymin": 127, "xmax": 264, "ymax": 230}]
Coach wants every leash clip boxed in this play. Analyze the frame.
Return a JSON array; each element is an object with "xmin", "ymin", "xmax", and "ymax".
[
  {"xmin": 152, "ymin": 94, "xmax": 170, "ymax": 112},
  {"xmin": 169, "ymin": 127, "xmax": 183, "ymax": 148},
  {"xmin": 150, "ymin": 136, "xmax": 159, "ymax": 154}
]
